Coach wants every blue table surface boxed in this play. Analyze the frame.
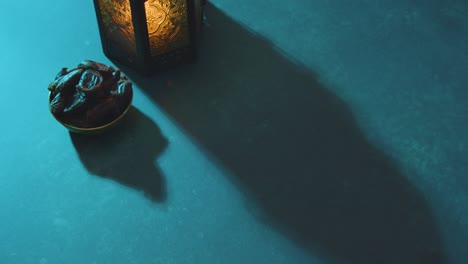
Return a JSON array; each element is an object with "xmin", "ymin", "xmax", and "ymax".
[{"xmin": 0, "ymin": 1, "xmax": 467, "ymax": 264}]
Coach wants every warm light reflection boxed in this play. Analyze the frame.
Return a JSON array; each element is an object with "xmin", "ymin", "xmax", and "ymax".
[
  {"xmin": 144, "ymin": 0, "xmax": 190, "ymax": 57},
  {"xmin": 99, "ymin": 0, "xmax": 191, "ymax": 60},
  {"xmin": 99, "ymin": 0, "xmax": 136, "ymax": 55}
]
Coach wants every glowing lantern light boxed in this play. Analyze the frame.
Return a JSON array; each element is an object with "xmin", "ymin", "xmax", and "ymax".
[{"xmin": 93, "ymin": 0, "xmax": 205, "ymax": 73}]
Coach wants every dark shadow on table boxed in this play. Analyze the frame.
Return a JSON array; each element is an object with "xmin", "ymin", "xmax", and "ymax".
[
  {"xmin": 116, "ymin": 4, "xmax": 446, "ymax": 263},
  {"xmin": 70, "ymin": 106, "xmax": 168, "ymax": 202}
]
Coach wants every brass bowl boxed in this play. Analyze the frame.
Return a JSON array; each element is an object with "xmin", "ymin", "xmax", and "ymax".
[{"xmin": 48, "ymin": 87, "xmax": 133, "ymax": 135}]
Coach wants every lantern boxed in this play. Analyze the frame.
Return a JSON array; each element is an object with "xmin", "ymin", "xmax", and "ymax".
[{"xmin": 93, "ymin": 0, "xmax": 205, "ymax": 73}]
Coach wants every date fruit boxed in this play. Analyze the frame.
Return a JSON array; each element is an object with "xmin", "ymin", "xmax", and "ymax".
[{"xmin": 48, "ymin": 60, "xmax": 132, "ymax": 128}]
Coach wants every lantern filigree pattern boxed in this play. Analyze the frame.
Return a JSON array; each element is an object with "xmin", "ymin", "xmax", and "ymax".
[
  {"xmin": 94, "ymin": 0, "xmax": 205, "ymax": 72},
  {"xmin": 98, "ymin": 0, "xmax": 136, "ymax": 60},
  {"xmin": 144, "ymin": 0, "xmax": 190, "ymax": 57}
]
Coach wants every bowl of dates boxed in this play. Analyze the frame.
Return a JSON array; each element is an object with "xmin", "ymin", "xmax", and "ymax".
[{"xmin": 48, "ymin": 60, "xmax": 133, "ymax": 134}]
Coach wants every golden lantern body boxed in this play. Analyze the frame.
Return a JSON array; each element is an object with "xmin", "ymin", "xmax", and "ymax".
[{"xmin": 93, "ymin": 0, "xmax": 205, "ymax": 73}]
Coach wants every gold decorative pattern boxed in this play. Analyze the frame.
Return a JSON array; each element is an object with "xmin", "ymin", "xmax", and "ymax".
[
  {"xmin": 99, "ymin": 0, "xmax": 136, "ymax": 57},
  {"xmin": 144, "ymin": 0, "xmax": 191, "ymax": 57}
]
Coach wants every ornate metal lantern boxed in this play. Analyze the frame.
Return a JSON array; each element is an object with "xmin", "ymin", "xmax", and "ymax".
[{"xmin": 93, "ymin": 0, "xmax": 205, "ymax": 73}]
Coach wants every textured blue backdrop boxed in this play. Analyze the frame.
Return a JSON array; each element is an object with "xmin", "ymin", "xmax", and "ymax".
[{"xmin": 0, "ymin": 1, "xmax": 467, "ymax": 263}]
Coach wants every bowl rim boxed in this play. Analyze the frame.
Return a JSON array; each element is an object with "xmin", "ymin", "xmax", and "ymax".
[{"xmin": 48, "ymin": 87, "xmax": 133, "ymax": 132}]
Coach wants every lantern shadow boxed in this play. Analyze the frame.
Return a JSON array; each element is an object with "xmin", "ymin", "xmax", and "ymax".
[
  {"xmin": 116, "ymin": 4, "xmax": 446, "ymax": 264},
  {"xmin": 70, "ymin": 106, "xmax": 168, "ymax": 202}
]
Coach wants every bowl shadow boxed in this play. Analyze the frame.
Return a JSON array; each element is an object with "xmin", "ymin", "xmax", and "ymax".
[
  {"xmin": 117, "ymin": 4, "xmax": 446, "ymax": 263},
  {"xmin": 70, "ymin": 106, "xmax": 168, "ymax": 202}
]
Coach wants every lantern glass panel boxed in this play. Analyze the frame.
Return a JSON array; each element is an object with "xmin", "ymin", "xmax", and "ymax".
[
  {"xmin": 98, "ymin": 0, "xmax": 136, "ymax": 63},
  {"xmin": 144, "ymin": 0, "xmax": 191, "ymax": 57}
]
